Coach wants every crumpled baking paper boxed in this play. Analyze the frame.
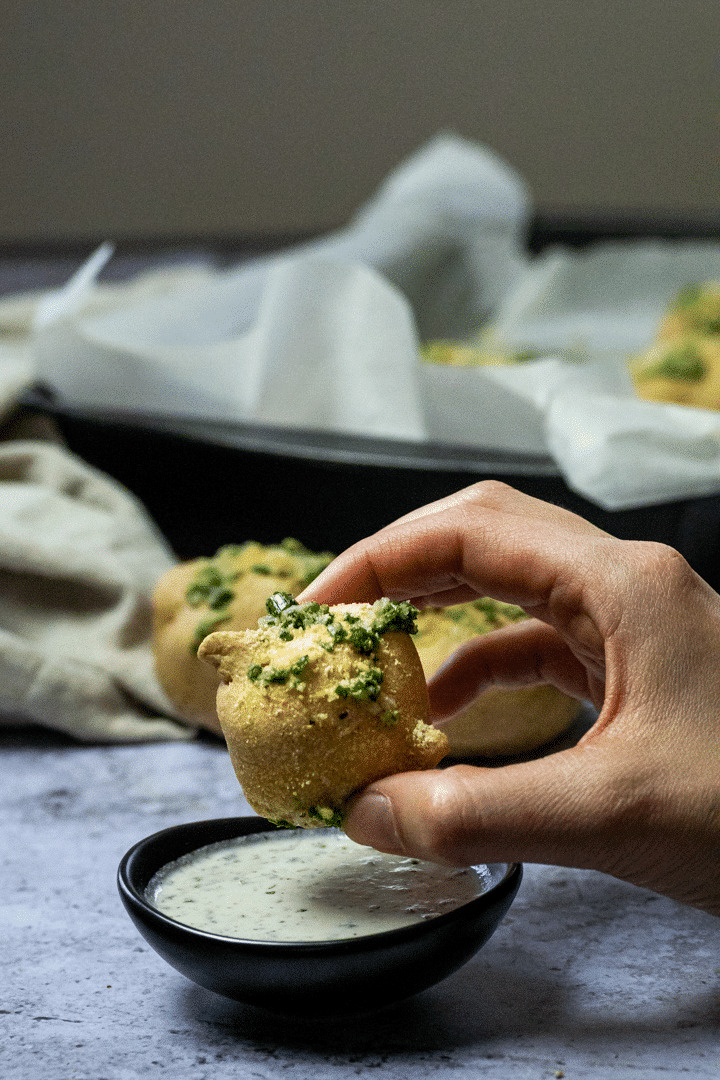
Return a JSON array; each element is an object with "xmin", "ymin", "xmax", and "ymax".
[
  {"xmin": 31, "ymin": 133, "xmax": 530, "ymax": 443},
  {"xmin": 479, "ymin": 239, "xmax": 720, "ymax": 508},
  {"xmin": 27, "ymin": 133, "xmax": 720, "ymax": 510}
]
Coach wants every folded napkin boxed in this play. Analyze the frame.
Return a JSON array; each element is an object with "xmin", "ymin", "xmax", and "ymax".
[{"xmin": 0, "ymin": 400, "xmax": 190, "ymax": 741}]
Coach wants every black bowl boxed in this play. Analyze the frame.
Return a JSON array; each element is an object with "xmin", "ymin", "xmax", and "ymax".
[{"xmin": 118, "ymin": 815, "xmax": 522, "ymax": 1016}]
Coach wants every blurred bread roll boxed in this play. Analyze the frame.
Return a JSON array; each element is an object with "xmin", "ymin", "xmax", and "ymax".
[
  {"xmin": 198, "ymin": 595, "xmax": 447, "ymax": 827},
  {"xmin": 628, "ymin": 281, "xmax": 720, "ymax": 411},
  {"xmin": 152, "ymin": 540, "xmax": 332, "ymax": 734},
  {"xmin": 414, "ymin": 599, "xmax": 582, "ymax": 758},
  {"xmin": 655, "ymin": 280, "xmax": 720, "ymax": 341},
  {"xmin": 629, "ymin": 334, "xmax": 720, "ymax": 410}
]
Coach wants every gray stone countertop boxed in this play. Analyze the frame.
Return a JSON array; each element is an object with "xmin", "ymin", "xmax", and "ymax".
[{"xmin": 2, "ymin": 725, "xmax": 718, "ymax": 1080}]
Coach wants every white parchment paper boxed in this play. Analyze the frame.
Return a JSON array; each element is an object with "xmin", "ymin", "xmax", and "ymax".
[
  {"xmin": 32, "ymin": 132, "xmax": 530, "ymax": 443},
  {"xmin": 25, "ymin": 135, "xmax": 720, "ymax": 510}
]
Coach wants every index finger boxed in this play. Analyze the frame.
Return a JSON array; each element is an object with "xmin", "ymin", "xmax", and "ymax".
[{"xmin": 298, "ymin": 480, "xmax": 610, "ymax": 618}]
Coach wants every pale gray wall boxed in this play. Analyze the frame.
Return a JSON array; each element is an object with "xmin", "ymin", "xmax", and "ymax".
[{"xmin": 2, "ymin": 1, "xmax": 718, "ymax": 242}]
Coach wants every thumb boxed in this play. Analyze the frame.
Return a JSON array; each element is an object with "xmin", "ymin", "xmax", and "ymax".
[{"xmin": 344, "ymin": 747, "xmax": 620, "ymax": 873}]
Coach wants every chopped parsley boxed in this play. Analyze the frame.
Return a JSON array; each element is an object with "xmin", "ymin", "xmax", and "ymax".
[
  {"xmin": 306, "ymin": 805, "xmax": 345, "ymax": 828},
  {"xmin": 265, "ymin": 591, "xmax": 298, "ymax": 618},
  {"xmin": 370, "ymin": 599, "xmax": 418, "ymax": 636},
  {"xmin": 334, "ymin": 667, "xmax": 384, "ymax": 703},
  {"xmin": 280, "ymin": 537, "xmax": 305, "ymax": 554},
  {"xmin": 328, "ymin": 623, "xmax": 349, "ymax": 647},
  {"xmin": 669, "ymin": 284, "xmax": 720, "ymax": 333},
  {"xmin": 279, "ymin": 537, "xmax": 334, "ymax": 586},
  {"xmin": 261, "ymin": 597, "xmax": 419, "ymax": 656},
  {"xmin": 638, "ymin": 343, "xmax": 707, "ymax": 382},
  {"xmin": 186, "ymin": 564, "xmax": 237, "ymax": 608},
  {"xmin": 247, "ymin": 654, "xmax": 310, "ymax": 688},
  {"xmin": 252, "ymin": 598, "xmax": 419, "ymax": 713},
  {"xmin": 413, "ymin": 597, "xmax": 527, "ymax": 642},
  {"xmin": 672, "ymin": 284, "xmax": 703, "ymax": 310},
  {"xmin": 191, "ymin": 614, "xmax": 231, "ymax": 652},
  {"xmin": 345, "ymin": 624, "xmax": 378, "ymax": 654},
  {"xmin": 186, "ymin": 541, "xmax": 333, "ymax": 651},
  {"xmin": 472, "ymin": 597, "xmax": 525, "ymax": 623}
]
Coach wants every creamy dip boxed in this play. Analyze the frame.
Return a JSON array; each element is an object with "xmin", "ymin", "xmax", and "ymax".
[{"xmin": 146, "ymin": 829, "xmax": 491, "ymax": 942}]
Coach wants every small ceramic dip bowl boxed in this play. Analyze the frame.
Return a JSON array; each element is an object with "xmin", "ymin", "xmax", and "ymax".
[{"xmin": 118, "ymin": 815, "xmax": 522, "ymax": 1016}]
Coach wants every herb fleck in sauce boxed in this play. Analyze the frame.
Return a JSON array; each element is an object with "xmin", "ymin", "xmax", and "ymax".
[{"xmin": 146, "ymin": 829, "xmax": 490, "ymax": 942}]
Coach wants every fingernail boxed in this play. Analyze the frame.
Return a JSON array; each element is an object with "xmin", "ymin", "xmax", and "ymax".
[{"xmin": 344, "ymin": 791, "xmax": 404, "ymax": 854}]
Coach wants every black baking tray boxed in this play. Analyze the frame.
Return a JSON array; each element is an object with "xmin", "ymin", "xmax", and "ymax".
[
  {"xmin": 12, "ymin": 216, "xmax": 720, "ymax": 589},
  {"xmin": 20, "ymin": 384, "xmax": 720, "ymax": 593}
]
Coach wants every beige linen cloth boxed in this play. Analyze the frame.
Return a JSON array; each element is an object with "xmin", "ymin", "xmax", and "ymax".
[{"xmin": 0, "ymin": 289, "xmax": 193, "ymax": 742}]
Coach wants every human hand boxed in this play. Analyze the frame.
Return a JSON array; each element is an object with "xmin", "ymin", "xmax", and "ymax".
[{"xmin": 298, "ymin": 481, "xmax": 720, "ymax": 916}]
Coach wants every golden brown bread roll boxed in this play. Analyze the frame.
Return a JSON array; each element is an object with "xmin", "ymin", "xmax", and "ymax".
[
  {"xmin": 629, "ymin": 334, "xmax": 720, "ymax": 411},
  {"xmin": 198, "ymin": 595, "xmax": 448, "ymax": 827},
  {"xmin": 151, "ymin": 540, "xmax": 332, "ymax": 734},
  {"xmin": 414, "ymin": 599, "xmax": 582, "ymax": 758},
  {"xmin": 655, "ymin": 280, "xmax": 720, "ymax": 341}
]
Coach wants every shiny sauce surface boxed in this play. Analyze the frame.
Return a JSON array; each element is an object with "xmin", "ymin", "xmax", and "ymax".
[{"xmin": 146, "ymin": 828, "xmax": 490, "ymax": 942}]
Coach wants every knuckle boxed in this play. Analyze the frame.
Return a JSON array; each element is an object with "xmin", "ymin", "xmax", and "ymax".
[
  {"xmin": 466, "ymin": 479, "xmax": 516, "ymax": 507},
  {"xmin": 630, "ymin": 541, "xmax": 696, "ymax": 597}
]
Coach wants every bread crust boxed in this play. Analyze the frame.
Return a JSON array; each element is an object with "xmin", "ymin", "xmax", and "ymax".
[
  {"xmin": 414, "ymin": 601, "xmax": 582, "ymax": 758},
  {"xmin": 198, "ymin": 600, "xmax": 447, "ymax": 827}
]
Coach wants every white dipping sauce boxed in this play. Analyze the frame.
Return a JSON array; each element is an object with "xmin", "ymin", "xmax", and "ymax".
[{"xmin": 146, "ymin": 829, "xmax": 490, "ymax": 942}]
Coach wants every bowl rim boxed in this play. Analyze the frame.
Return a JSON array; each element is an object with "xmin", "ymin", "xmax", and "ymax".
[{"xmin": 118, "ymin": 814, "xmax": 522, "ymax": 954}]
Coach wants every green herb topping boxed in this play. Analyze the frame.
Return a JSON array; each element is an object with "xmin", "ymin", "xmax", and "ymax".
[
  {"xmin": 191, "ymin": 614, "xmax": 232, "ymax": 652},
  {"xmin": 413, "ymin": 597, "xmax": 526, "ymax": 641},
  {"xmin": 186, "ymin": 564, "xmax": 238, "ymax": 608},
  {"xmin": 214, "ymin": 544, "xmax": 246, "ymax": 558},
  {"xmin": 673, "ymin": 284, "xmax": 703, "ymax": 311},
  {"xmin": 472, "ymin": 597, "xmax": 525, "ymax": 623},
  {"xmin": 639, "ymin": 343, "xmax": 707, "ymax": 382},
  {"xmin": 670, "ymin": 285, "xmax": 720, "ymax": 333},
  {"xmin": 280, "ymin": 537, "xmax": 305, "ymax": 553},
  {"xmin": 278, "ymin": 538, "xmax": 334, "ymax": 586},
  {"xmin": 334, "ymin": 666, "xmax": 384, "ymax": 703},
  {"xmin": 306, "ymin": 805, "xmax": 345, "ymax": 828},
  {"xmin": 186, "ymin": 540, "xmax": 333, "ymax": 651},
  {"xmin": 370, "ymin": 599, "xmax": 418, "ymax": 635},
  {"xmin": 247, "ymin": 654, "xmax": 310, "ymax": 688},
  {"xmin": 265, "ymin": 591, "xmax": 298, "ymax": 618},
  {"xmin": 261, "ymin": 597, "xmax": 419, "ymax": 654}
]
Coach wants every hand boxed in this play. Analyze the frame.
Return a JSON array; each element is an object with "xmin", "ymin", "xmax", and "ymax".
[{"xmin": 298, "ymin": 481, "xmax": 720, "ymax": 916}]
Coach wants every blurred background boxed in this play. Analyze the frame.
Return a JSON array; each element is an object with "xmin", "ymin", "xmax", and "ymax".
[
  {"xmin": 2, "ymin": 0, "xmax": 718, "ymax": 246},
  {"xmin": 2, "ymin": 0, "xmax": 719, "ymax": 577}
]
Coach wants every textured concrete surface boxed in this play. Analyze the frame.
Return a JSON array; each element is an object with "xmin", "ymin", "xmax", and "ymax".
[{"xmin": 2, "ymin": 725, "xmax": 718, "ymax": 1080}]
